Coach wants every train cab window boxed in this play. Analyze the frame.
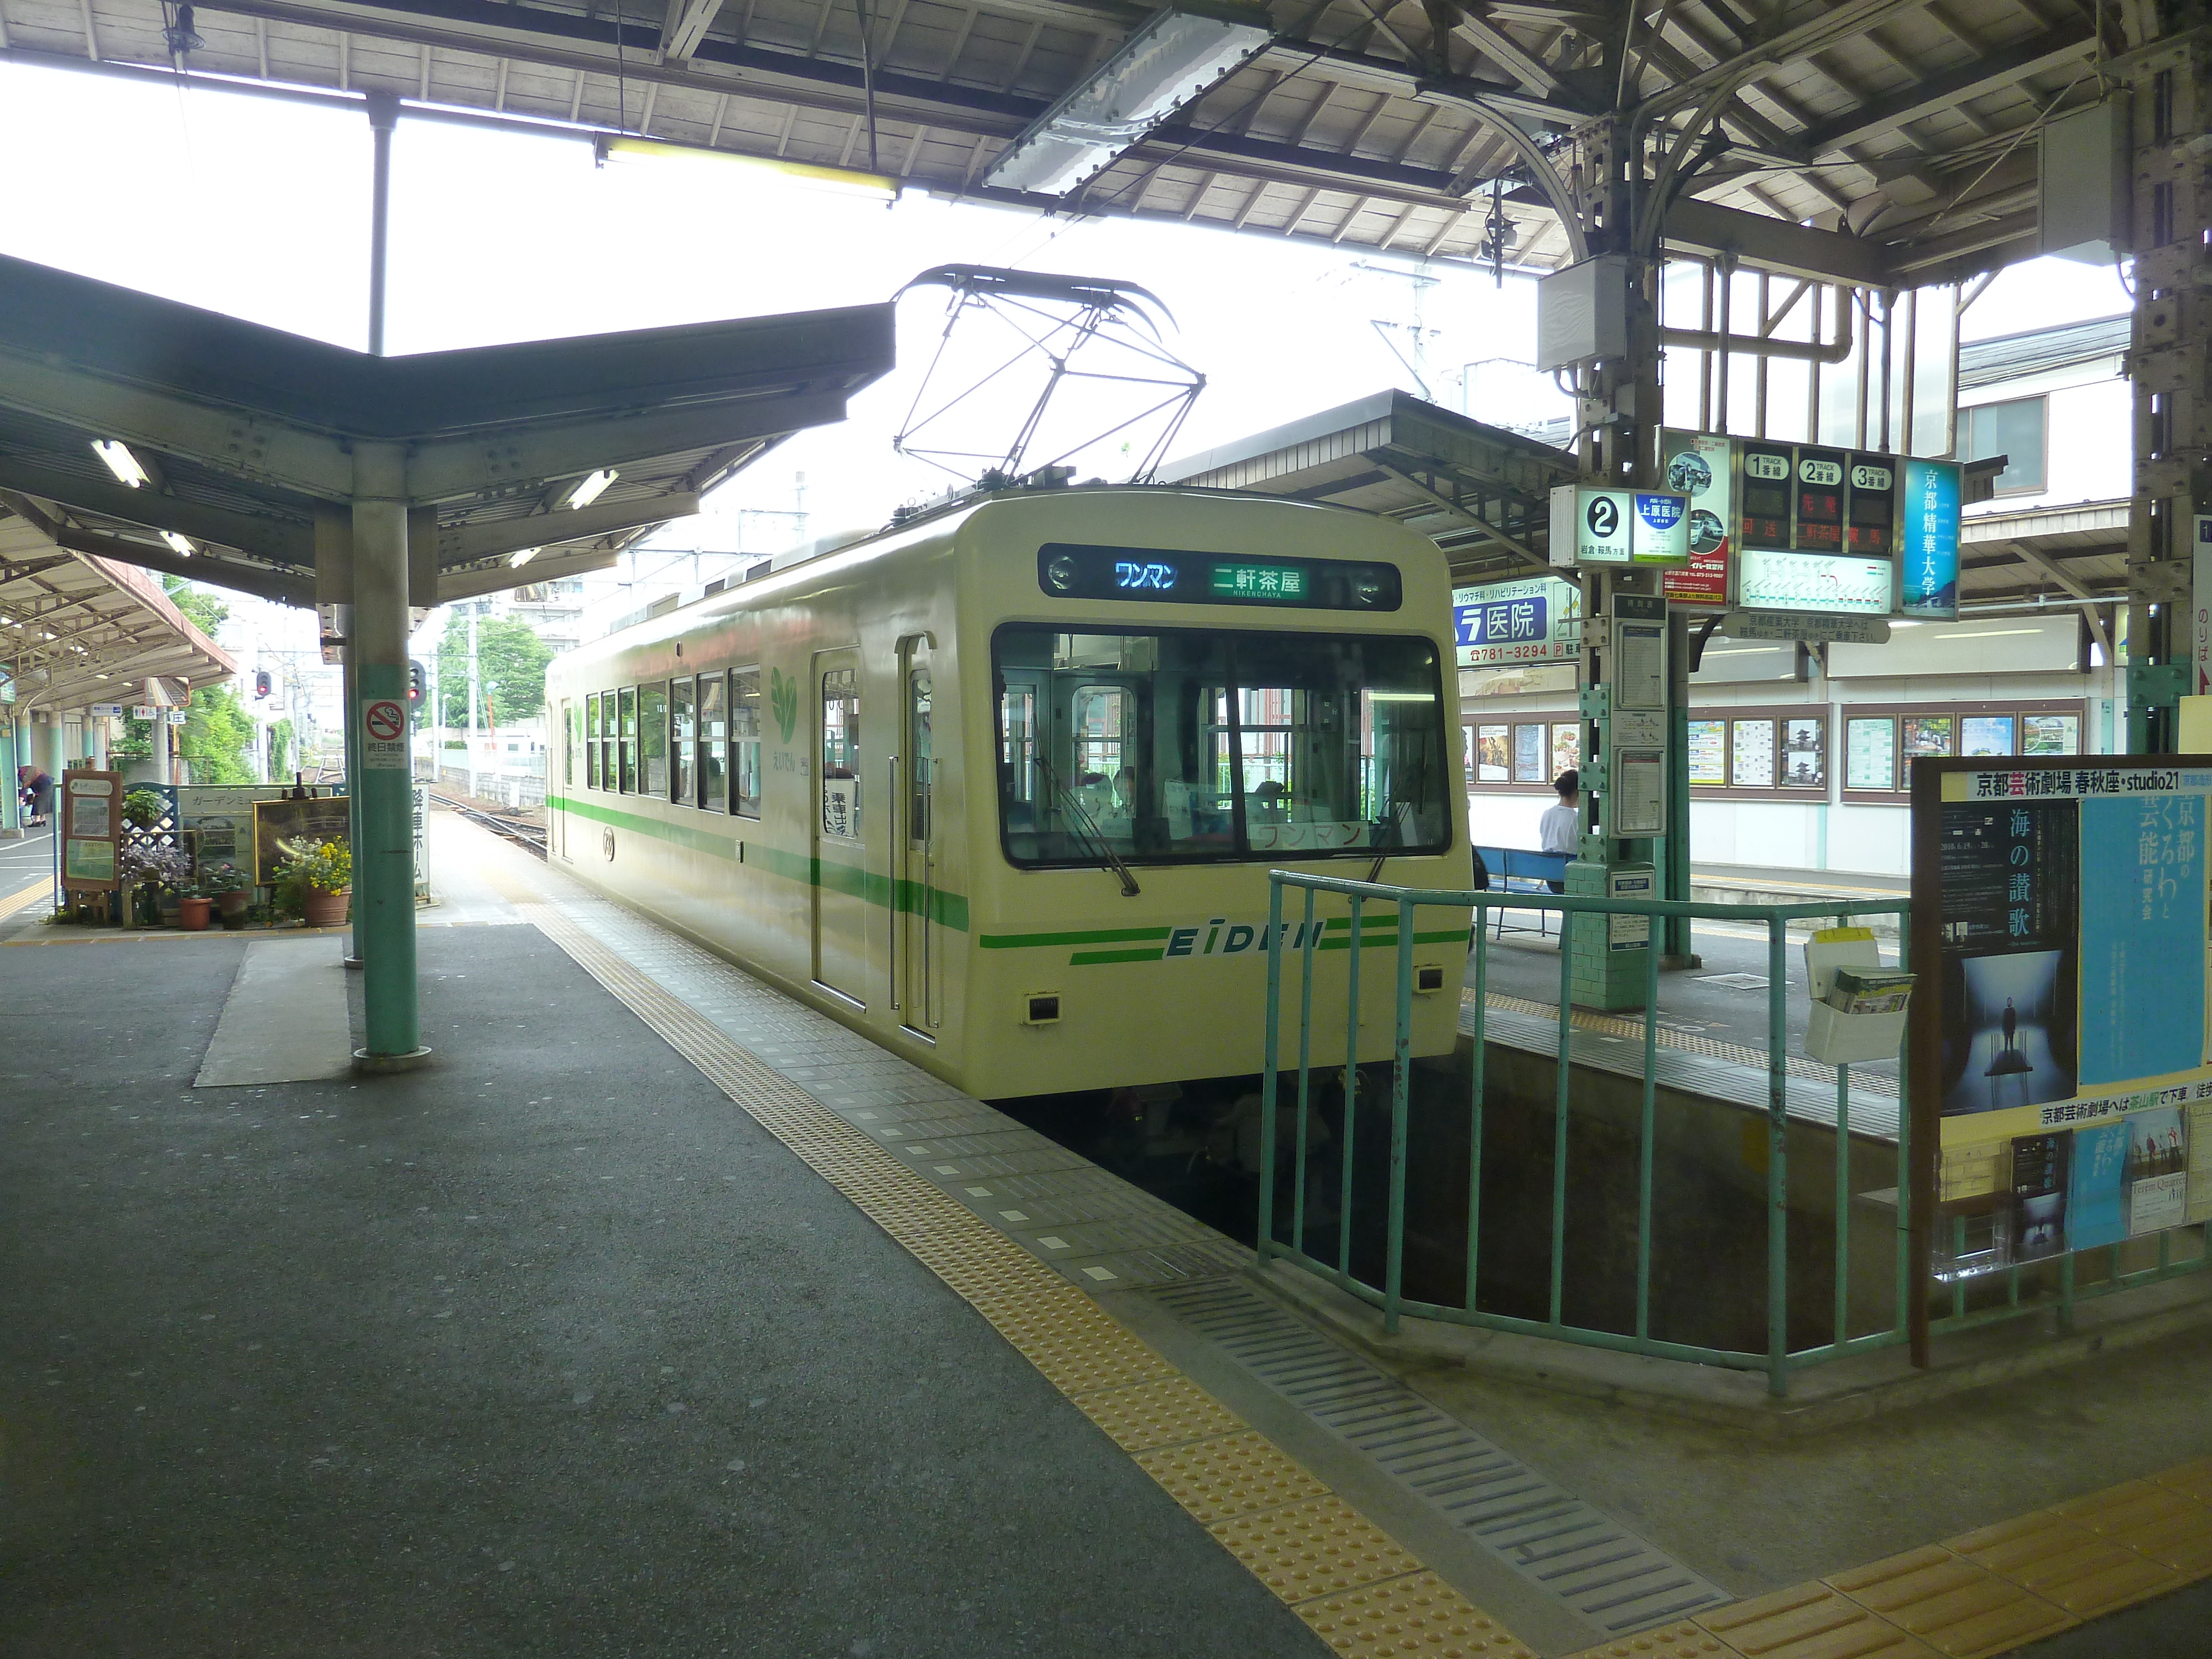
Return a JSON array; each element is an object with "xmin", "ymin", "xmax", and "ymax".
[
  {"xmin": 992, "ymin": 624, "xmax": 1448, "ymax": 867},
  {"xmin": 618, "ymin": 686, "xmax": 638, "ymax": 794},
  {"xmin": 671, "ymin": 677, "xmax": 696, "ymax": 806},
  {"xmin": 731, "ymin": 669, "xmax": 763, "ymax": 818},
  {"xmin": 640, "ymin": 682, "xmax": 670, "ymax": 797},
  {"xmin": 586, "ymin": 692, "xmax": 601, "ymax": 789},
  {"xmin": 699, "ymin": 672, "xmax": 728, "ymax": 812}
]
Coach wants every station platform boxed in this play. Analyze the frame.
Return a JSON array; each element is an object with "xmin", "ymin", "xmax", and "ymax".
[{"xmin": 6, "ymin": 812, "xmax": 2212, "ymax": 1658}]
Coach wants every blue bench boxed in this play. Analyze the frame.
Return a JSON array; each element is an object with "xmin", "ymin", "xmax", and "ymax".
[{"xmin": 1473, "ymin": 846, "xmax": 1572, "ymax": 940}]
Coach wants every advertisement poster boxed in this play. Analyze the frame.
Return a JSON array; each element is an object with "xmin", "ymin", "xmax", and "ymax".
[
  {"xmin": 1961, "ymin": 715, "xmax": 2015, "ymax": 757},
  {"xmin": 2022, "ymin": 714, "xmax": 2080, "ymax": 756},
  {"xmin": 1475, "ymin": 724, "xmax": 1510, "ymax": 782},
  {"xmin": 1451, "ymin": 576, "xmax": 1582, "ymax": 669},
  {"xmin": 1550, "ymin": 723, "xmax": 1581, "ymax": 780},
  {"xmin": 1921, "ymin": 759, "xmax": 2212, "ymax": 1279},
  {"xmin": 1899, "ymin": 457, "xmax": 1963, "ymax": 619},
  {"xmin": 1660, "ymin": 430, "xmax": 1731, "ymax": 606},
  {"xmin": 1513, "ymin": 724, "xmax": 1545, "ymax": 783},
  {"xmin": 1846, "ymin": 718, "xmax": 1896, "ymax": 791},
  {"xmin": 1687, "ymin": 719, "xmax": 1726, "ymax": 785},
  {"xmin": 1730, "ymin": 719, "xmax": 1775, "ymax": 787}
]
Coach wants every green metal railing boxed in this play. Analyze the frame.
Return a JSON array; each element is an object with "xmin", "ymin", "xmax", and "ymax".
[
  {"xmin": 1260, "ymin": 873, "xmax": 2212, "ymax": 1396},
  {"xmin": 1259, "ymin": 873, "xmax": 1914, "ymax": 1399}
]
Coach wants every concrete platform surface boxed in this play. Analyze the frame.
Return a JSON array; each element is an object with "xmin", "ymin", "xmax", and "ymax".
[{"xmin": 0, "ymin": 921, "xmax": 1327, "ymax": 1658}]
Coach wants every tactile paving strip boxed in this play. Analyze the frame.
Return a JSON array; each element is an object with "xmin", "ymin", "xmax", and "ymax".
[
  {"xmin": 1149, "ymin": 1277, "xmax": 1731, "ymax": 1637},
  {"xmin": 493, "ymin": 881, "xmax": 1540, "ymax": 1655}
]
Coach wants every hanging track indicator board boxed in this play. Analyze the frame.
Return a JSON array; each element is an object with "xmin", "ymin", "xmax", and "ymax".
[{"xmin": 1908, "ymin": 753, "xmax": 2212, "ymax": 1363}]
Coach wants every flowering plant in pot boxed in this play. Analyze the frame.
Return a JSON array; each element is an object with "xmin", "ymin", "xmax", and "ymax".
[
  {"xmin": 278, "ymin": 839, "xmax": 351, "ymax": 928},
  {"xmin": 201, "ymin": 863, "xmax": 254, "ymax": 928},
  {"xmin": 119, "ymin": 841, "xmax": 192, "ymax": 927}
]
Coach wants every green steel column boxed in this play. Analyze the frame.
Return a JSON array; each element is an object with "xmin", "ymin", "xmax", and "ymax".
[
  {"xmin": 342, "ymin": 644, "xmax": 364, "ymax": 968},
  {"xmin": 349, "ymin": 443, "xmax": 428, "ymax": 1069},
  {"xmin": 1662, "ymin": 613, "xmax": 1698, "ymax": 967},
  {"xmin": 0, "ymin": 716, "xmax": 18, "ymax": 836}
]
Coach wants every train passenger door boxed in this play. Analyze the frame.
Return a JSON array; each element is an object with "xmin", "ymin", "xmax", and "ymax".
[
  {"xmin": 554, "ymin": 698, "xmax": 572, "ymax": 861},
  {"xmin": 895, "ymin": 638, "xmax": 938, "ymax": 1035},
  {"xmin": 811, "ymin": 651, "xmax": 868, "ymax": 1005}
]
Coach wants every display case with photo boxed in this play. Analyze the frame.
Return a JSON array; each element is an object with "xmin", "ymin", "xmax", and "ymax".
[
  {"xmin": 2022, "ymin": 713, "xmax": 2079, "ymax": 756},
  {"xmin": 1781, "ymin": 716, "xmax": 1826, "ymax": 787},
  {"xmin": 1512, "ymin": 722, "xmax": 1546, "ymax": 783},
  {"xmin": 1550, "ymin": 722, "xmax": 1581, "ymax": 781},
  {"xmin": 1845, "ymin": 716, "xmax": 1896, "ymax": 791},
  {"xmin": 1961, "ymin": 714, "xmax": 2015, "ymax": 757},
  {"xmin": 1475, "ymin": 723, "xmax": 1510, "ymax": 782},
  {"xmin": 1687, "ymin": 718, "xmax": 1727, "ymax": 785}
]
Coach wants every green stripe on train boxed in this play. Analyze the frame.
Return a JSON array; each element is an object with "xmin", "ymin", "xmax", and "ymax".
[
  {"xmin": 1068, "ymin": 926, "xmax": 1467, "ymax": 965},
  {"xmin": 548, "ymin": 793, "xmax": 970, "ymax": 932},
  {"xmin": 979, "ymin": 925, "xmax": 1173, "ymax": 950}
]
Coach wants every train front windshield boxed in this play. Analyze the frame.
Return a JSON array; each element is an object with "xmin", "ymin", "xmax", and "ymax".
[{"xmin": 994, "ymin": 624, "xmax": 1450, "ymax": 867}]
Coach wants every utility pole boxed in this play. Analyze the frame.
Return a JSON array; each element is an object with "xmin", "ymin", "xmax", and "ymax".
[{"xmin": 466, "ymin": 608, "xmax": 481, "ymax": 800}]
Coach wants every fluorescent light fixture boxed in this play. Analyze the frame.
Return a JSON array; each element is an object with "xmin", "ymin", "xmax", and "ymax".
[
  {"xmin": 1367, "ymin": 692, "xmax": 1437, "ymax": 702},
  {"xmin": 984, "ymin": 4, "xmax": 1275, "ymax": 197},
  {"xmin": 594, "ymin": 134, "xmax": 899, "ymax": 201},
  {"xmin": 92, "ymin": 439, "xmax": 150, "ymax": 488},
  {"xmin": 566, "ymin": 469, "xmax": 616, "ymax": 510},
  {"xmin": 508, "ymin": 548, "xmax": 540, "ymax": 568},
  {"xmin": 1933, "ymin": 627, "xmax": 2043, "ymax": 639},
  {"xmin": 1708, "ymin": 645, "xmax": 1785, "ymax": 655},
  {"xmin": 161, "ymin": 531, "xmax": 195, "ymax": 557}
]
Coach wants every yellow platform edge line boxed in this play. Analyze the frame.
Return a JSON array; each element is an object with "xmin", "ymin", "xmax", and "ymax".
[{"xmin": 511, "ymin": 894, "xmax": 1540, "ymax": 1658}]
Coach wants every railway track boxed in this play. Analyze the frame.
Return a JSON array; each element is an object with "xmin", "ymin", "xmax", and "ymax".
[{"xmin": 424, "ymin": 784, "xmax": 548, "ymax": 860}]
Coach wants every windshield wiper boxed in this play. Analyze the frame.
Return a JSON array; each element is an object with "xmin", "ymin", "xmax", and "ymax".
[{"xmin": 1035, "ymin": 755, "xmax": 1141, "ymax": 897}]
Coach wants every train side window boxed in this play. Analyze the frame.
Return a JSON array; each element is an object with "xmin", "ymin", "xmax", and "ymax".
[
  {"xmin": 731, "ymin": 669, "xmax": 762, "ymax": 818},
  {"xmin": 564, "ymin": 699, "xmax": 578, "ymax": 791},
  {"xmin": 698, "ymin": 671, "xmax": 728, "ymax": 812},
  {"xmin": 599, "ymin": 691, "xmax": 615, "ymax": 790},
  {"xmin": 640, "ymin": 681, "xmax": 670, "ymax": 798},
  {"xmin": 910, "ymin": 669, "xmax": 932, "ymax": 843},
  {"xmin": 671, "ymin": 676, "xmax": 696, "ymax": 806},
  {"xmin": 618, "ymin": 686, "xmax": 638, "ymax": 794},
  {"xmin": 821, "ymin": 667, "xmax": 859, "ymax": 839},
  {"xmin": 586, "ymin": 692, "xmax": 601, "ymax": 790}
]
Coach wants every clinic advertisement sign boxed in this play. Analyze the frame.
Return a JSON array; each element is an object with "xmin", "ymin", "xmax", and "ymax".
[
  {"xmin": 1660, "ymin": 430, "xmax": 1732, "ymax": 606},
  {"xmin": 1898, "ymin": 457, "xmax": 1963, "ymax": 619},
  {"xmin": 1914, "ymin": 757, "xmax": 2212, "ymax": 1284},
  {"xmin": 1451, "ymin": 576, "xmax": 1582, "ymax": 667}
]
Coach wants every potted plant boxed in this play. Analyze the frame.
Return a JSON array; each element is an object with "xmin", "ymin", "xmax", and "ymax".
[
  {"xmin": 178, "ymin": 883, "xmax": 213, "ymax": 931},
  {"xmin": 121, "ymin": 789, "xmax": 167, "ymax": 831},
  {"xmin": 202, "ymin": 863, "xmax": 253, "ymax": 928},
  {"xmin": 118, "ymin": 841, "xmax": 192, "ymax": 927},
  {"xmin": 279, "ymin": 839, "xmax": 352, "ymax": 928}
]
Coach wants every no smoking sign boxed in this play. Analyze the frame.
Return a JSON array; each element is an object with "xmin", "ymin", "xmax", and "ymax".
[{"xmin": 362, "ymin": 698, "xmax": 409, "ymax": 769}]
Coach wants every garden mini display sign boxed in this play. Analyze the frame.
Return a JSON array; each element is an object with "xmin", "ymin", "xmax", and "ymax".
[{"xmin": 61, "ymin": 770, "xmax": 123, "ymax": 890}]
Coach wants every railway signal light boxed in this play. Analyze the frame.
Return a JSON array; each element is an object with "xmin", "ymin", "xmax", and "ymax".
[
  {"xmin": 253, "ymin": 669, "xmax": 272, "ymax": 698},
  {"xmin": 406, "ymin": 659, "xmax": 426, "ymax": 709}
]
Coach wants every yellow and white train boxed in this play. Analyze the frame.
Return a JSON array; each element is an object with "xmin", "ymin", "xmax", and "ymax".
[{"xmin": 546, "ymin": 484, "xmax": 1469, "ymax": 1099}]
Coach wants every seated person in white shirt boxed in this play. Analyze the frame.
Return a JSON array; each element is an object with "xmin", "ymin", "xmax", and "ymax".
[{"xmin": 1537, "ymin": 769, "xmax": 1579, "ymax": 892}]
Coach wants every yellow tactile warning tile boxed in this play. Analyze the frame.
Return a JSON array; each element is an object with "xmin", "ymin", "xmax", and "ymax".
[
  {"xmin": 2053, "ymin": 1479, "xmax": 2212, "ymax": 1575},
  {"xmin": 1944, "ymin": 1509, "xmax": 2182, "ymax": 1620},
  {"xmin": 1824, "ymin": 1546, "xmax": 2074, "ymax": 1658},
  {"xmin": 1564, "ymin": 1620, "xmax": 1731, "ymax": 1657},
  {"xmin": 1136, "ymin": 1430, "xmax": 1334, "ymax": 1524},
  {"xmin": 1694, "ymin": 1582, "xmax": 1939, "ymax": 1657},
  {"xmin": 1212, "ymin": 1496, "xmax": 1426, "ymax": 1604},
  {"xmin": 510, "ymin": 895, "xmax": 1532, "ymax": 1657},
  {"xmin": 2152, "ymin": 1456, "xmax": 2212, "ymax": 1504},
  {"xmin": 1073, "ymin": 1375, "xmax": 1249, "ymax": 1453},
  {"xmin": 1296, "ymin": 1571, "xmax": 1540, "ymax": 1657}
]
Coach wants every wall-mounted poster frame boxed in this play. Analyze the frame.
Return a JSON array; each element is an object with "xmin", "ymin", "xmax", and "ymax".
[
  {"xmin": 1840, "ymin": 699, "xmax": 2085, "ymax": 804},
  {"xmin": 1681, "ymin": 705, "xmax": 1829, "ymax": 800},
  {"xmin": 1908, "ymin": 753, "xmax": 2212, "ymax": 1368}
]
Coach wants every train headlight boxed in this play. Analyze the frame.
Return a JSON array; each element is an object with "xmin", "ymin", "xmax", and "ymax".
[{"xmin": 1045, "ymin": 555, "xmax": 1078, "ymax": 593}]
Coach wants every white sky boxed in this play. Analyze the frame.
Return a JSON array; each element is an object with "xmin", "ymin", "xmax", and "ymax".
[{"xmin": 0, "ymin": 55, "xmax": 2138, "ymax": 549}]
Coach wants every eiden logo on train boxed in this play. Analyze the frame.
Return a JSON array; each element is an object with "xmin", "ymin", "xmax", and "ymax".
[{"xmin": 1157, "ymin": 917, "xmax": 1339, "ymax": 960}]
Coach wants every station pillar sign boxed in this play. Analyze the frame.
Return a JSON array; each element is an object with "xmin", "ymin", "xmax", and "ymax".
[{"xmin": 1548, "ymin": 486, "xmax": 1692, "ymax": 566}]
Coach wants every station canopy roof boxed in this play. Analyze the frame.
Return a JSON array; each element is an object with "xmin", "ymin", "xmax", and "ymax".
[
  {"xmin": 0, "ymin": 252, "xmax": 894, "ymax": 612},
  {"xmin": 1, "ymin": 518, "xmax": 237, "ymax": 712},
  {"xmin": 0, "ymin": 0, "xmax": 2098, "ymax": 286}
]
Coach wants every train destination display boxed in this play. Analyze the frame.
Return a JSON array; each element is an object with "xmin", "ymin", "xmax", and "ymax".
[{"xmin": 1913, "ymin": 756, "xmax": 2212, "ymax": 1281}]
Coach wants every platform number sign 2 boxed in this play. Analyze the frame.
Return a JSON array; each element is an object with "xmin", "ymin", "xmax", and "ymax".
[
  {"xmin": 362, "ymin": 697, "xmax": 409, "ymax": 770},
  {"xmin": 1586, "ymin": 495, "xmax": 1619, "ymax": 542}
]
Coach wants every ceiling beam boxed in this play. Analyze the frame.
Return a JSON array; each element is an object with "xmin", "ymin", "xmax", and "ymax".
[
  {"xmin": 1661, "ymin": 196, "xmax": 1895, "ymax": 286},
  {"xmin": 0, "ymin": 453, "xmax": 317, "ymax": 565},
  {"xmin": 431, "ymin": 492, "xmax": 700, "ymax": 568},
  {"xmin": 660, "ymin": 0, "xmax": 726, "ymax": 59},
  {"xmin": 1793, "ymin": 21, "xmax": 2096, "ymax": 156},
  {"xmin": 1637, "ymin": 0, "xmax": 1924, "ymax": 118},
  {"xmin": 437, "ymin": 547, "xmax": 622, "ymax": 602}
]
